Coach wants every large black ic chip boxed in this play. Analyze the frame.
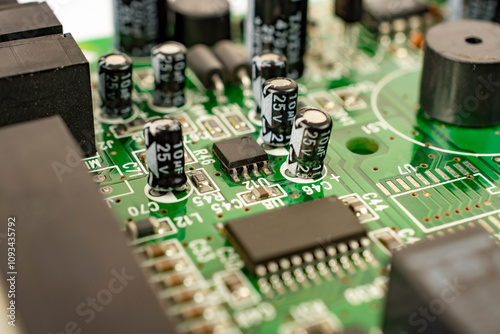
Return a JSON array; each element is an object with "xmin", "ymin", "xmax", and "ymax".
[
  {"xmin": 363, "ymin": 0, "xmax": 429, "ymax": 32},
  {"xmin": 225, "ymin": 196, "xmax": 367, "ymax": 276},
  {"xmin": 0, "ymin": 117, "xmax": 177, "ymax": 333},
  {"xmin": 383, "ymin": 227, "xmax": 500, "ymax": 334}
]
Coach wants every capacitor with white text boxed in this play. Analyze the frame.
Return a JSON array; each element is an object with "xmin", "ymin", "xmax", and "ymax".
[
  {"xmin": 260, "ymin": 77, "xmax": 298, "ymax": 147},
  {"xmin": 287, "ymin": 107, "xmax": 332, "ymax": 179},
  {"xmin": 152, "ymin": 41, "xmax": 187, "ymax": 108},
  {"xmin": 144, "ymin": 118, "xmax": 187, "ymax": 191},
  {"xmin": 245, "ymin": 0, "xmax": 309, "ymax": 79},
  {"xmin": 98, "ymin": 52, "xmax": 134, "ymax": 118},
  {"xmin": 252, "ymin": 52, "xmax": 288, "ymax": 115},
  {"xmin": 113, "ymin": 0, "xmax": 167, "ymax": 57}
]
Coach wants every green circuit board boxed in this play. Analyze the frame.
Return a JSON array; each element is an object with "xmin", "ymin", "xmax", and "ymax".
[{"xmin": 78, "ymin": 1, "xmax": 500, "ymax": 333}]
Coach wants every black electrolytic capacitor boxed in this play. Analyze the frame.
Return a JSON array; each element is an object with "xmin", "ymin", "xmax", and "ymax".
[
  {"xmin": 335, "ymin": 0, "xmax": 363, "ymax": 23},
  {"xmin": 169, "ymin": 0, "xmax": 231, "ymax": 47},
  {"xmin": 113, "ymin": 0, "xmax": 167, "ymax": 57},
  {"xmin": 287, "ymin": 107, "xmax": 332, "ymax": 179},
  {"xmin": 246, "ymin": 0, "xmax": 308, "ymax": 79},
  {"xmin": 213, "ymin": 40, "xmax": 251, "ymax": 87},
  {"xmin": 144, "ymin": 118, "xmax": 187, "ymax": 191},
  {"xmin": 152, "ymin": 41, "xmax": 187, "ymax": 108},
  {"xmin": 252, "ymin": 52, "xmax": 288, "ymax": 115},
  {"xmin": 260, "ymin": 77, "xmax": 298, "ymax": 147},
  {"xmin": 466, "ymin": 0, "xmax": 500, "ymax": 21},
  {"xmin": 98, "ymin": 52, "xmax": 134, "ymax": 118},
  {"xmin": 187, "ymin": 44, "xmax": 225, "ymax": 91}
]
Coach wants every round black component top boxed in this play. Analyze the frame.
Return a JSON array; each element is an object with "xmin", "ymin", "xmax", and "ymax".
[
  {"xmin": 169, "ymin": 0, "xmax": 231, "ymax": 47},
  {"xmin": 420, "ymin": 20, "xmax": 500, "ymax": 128}
]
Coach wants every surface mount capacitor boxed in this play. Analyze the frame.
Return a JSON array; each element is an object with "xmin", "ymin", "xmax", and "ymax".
[
  {"xmin": 252, "ymin": 52, "xmax": 288, "ymax": 115},
  {"xmin": 260, "ymin": 77, "xmax": 298, "ymax": 147},
  {"xmin": 144, "ymin": 118, "xmax": 187, "ymax": 191},
  {"xmin": 287, "ymin": 108, "xmax": 332, "ymax": 179},
  {"xmin": 98, "ymin": 52, "xmax": 134, "ymax": 118},
  {"xmin": 113, "ymin": 0, "xmax": 167, "ymax": 57},
  {"xmin": 246, "ymin": 0, "xmax": 309, "ymax": 79},
  {"xmin": 169, "ymin": 0, "xmax": 231, "ymax": 47},
  {"xmin": 152, "ymin": 41, "xmax": 187, "ymax": 108}
]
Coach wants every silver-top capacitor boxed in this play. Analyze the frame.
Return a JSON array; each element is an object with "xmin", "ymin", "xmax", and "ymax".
[
  {"xmin": 98, "ymin": 52, "xmax": 134, "ymax": 118},
  {"xmin": 144, "ymin": 118, "xmax": 187, "ymax": 191},
  {"xmin": 260, "ymin": 77, "xmax": 298, "ymax": 147},
  {"xmin": 287, "ymin": 107, "xmax": 332, "ymax": 179},
  {"xmin": 152, "ymin": 41, "xmax": 187, "ymax": 108},
  {"xmin": 252, "ymin": 52, "xmax": 288, "ymax": 115}
]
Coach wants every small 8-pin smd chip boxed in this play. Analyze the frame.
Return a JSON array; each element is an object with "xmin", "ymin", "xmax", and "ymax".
[
  {"xmin": 212, "ymin": 135, "xmax": 272, "ymax": 182},
  {"xmin": 225, "ymin": 196, "xmax": 368, "ymax": 276}
]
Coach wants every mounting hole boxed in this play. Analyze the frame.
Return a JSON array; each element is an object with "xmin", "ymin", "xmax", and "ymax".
[
  {"xmin": 465, "ymin": 37, "xmax": 482, "ymax": 44},
  {"xmin": 346, "ymin": 137, "xmax": 380, "ymax": 155}
]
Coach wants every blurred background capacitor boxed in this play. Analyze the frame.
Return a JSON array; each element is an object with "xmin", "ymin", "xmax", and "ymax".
[
  {"xmin": 144, "ymin": 118, "xmax": 187, "ymax": 192},
  {"xmin": 98, "ymin": 52, "xmax": 134, "ymax": 118},
  {"xmin": 335, "ymin": 0, "xmax": 363, "ymax": 23},
  {"xmin": 245, "ymin": 0, "xmax": 309, "ymax": 79},
  {"xmin": 287, "ymin": 108, "xmax": 332, "ymax": 179},
  {"xmin": 113, "ymin": 0, "xmax": 167, "ymax": 57},
  {"xmin": 448, "ymin": 0, "xmax": 500, "ymax": 21},
  {"xmin": 260, "ymin": 77, "xmax": 298, "ymax": 147},
  {"xmin": 252, "ymin": 52, "xmax": 288, "ymax": 115},
  {"xmin": 187, "ymin": 44, "xmax": 226, "ymax": 96},
  {"xmin": 168, "ymin": 0, "xmax": 231, "ymax": 47},
  {"xmin": 213, "ymin": 40, "xmax": 251, "ymax": 89},
  {"xmin": 152, "ymin": 41, "xmax": 187, "ymax": 108}
]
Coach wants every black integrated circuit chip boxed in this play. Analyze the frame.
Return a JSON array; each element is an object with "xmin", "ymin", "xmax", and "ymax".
[
  {"xmin": 212, "ymin": 135, "xmax": 271, "ymax": 182},
  {"xmin": 0, "ymin": 116, "xmax": 178, "ymax": 333},
  {"xmin": 383, "ymin": 227, "xmax": 500, "ymax": 334},
  {"xmin": 363, "ymin": 0, "xmax": 430, "ymax": 32},
  {"xmin": 225, "ymin": 196, "xmax": 367, "ymax": 276}
]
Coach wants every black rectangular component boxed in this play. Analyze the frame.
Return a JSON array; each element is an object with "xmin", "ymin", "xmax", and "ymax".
[
  {"xmin": 336, "ymin": 0, "xmax": 363, "ymax": 23},
  {"xmin": 363, "ymin": 0, "xmax": 429, "ymax": 32},
  {"xmin": 213, "ymin": 135, "xmax": 268, "ymax": 169},
  {"xmin": 0, "ymin": 2, "xmax": 62, "ymax": 42},
  {"xmin": 383, "ymin": 227, "xmax": 500, "ymax": 334},
  {"xmin": 0, "ymin": 33, "xmax": 95, "ymax": 155},
  {"xmin": 212, "ymin": 135, "xmax": 270, "ymax": 182},
  {"xmin": 0, "ymin": 117, "xmax": 177, "ymax": 334},
  {"xmin": 225, "ymin": 196, "xmax": 366, "ymax": 275}
]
